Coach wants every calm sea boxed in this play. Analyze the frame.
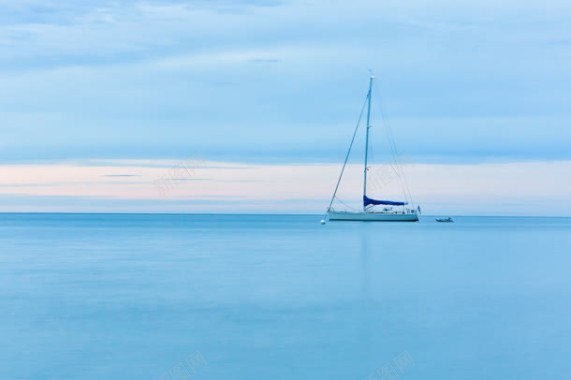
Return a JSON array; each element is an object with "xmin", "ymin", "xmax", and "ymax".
[{"xmin": 1, "ymin": 214, "xmax": 570, "ymax": 380}]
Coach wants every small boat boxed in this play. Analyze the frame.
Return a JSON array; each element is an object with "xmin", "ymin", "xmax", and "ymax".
[
  {"xmin": 435, "ymin": 217, "xmax": 453, "ymax": 223},
  {"xmin": 323, "ymin": 75, "xmax": 420, "ymax": 223}
]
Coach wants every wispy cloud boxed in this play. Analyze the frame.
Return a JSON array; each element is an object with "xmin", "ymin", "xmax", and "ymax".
[
  {"xmin": 0, "ymin": 159, "xmax": 570, "ymax": 215},
  {"xmin": 0, "ymin": 0, "xmax": 570, "ymax": 167},
  {"xmin": 102, "ymin": 174, "xmax": 140, "ymax": 177}
]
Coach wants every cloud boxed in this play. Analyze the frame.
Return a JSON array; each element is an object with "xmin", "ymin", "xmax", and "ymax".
[
  {"xmin": 0, "ymin": 159, "xmax": 569, "ymax": 215},
  {"xmin": 0, "ymin": 0, "xmax": 570, "ymax": 165},
  {"xmin": 102, "ymin": 174, "xmax": 140, "ymax": 177}
]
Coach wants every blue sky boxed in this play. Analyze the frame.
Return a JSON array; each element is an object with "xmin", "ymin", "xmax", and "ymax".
[{"xmin": 1, "ymin": 0, "xmax": 570, "ymax": 214}]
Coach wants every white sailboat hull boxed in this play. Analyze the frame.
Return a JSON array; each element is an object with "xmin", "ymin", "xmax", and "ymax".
[{"xmin": 328, "ymin": 211, "xmax": 419, "ymax": 222}]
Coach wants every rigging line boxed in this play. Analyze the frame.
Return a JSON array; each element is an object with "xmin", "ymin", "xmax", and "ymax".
[
  {"xmin": 373, "ymin": 80, "xmax": 415, "ymax": 204},
  {"xmin": 335, "ymin": 198, "xmax": 360, "ymax": 212},
  {"xmin": 387, "ymin": 124, "xmax": 413, "ymax": 203},
  {"xmin": 371, "ymin": 80, "xmax": 395, "ymax": 160},
  {"xmin": 389, "ymin": 124, "xmax": 415, "ymax": 204},
  {"xmin": 325, "ymin": 94, "xmax": 369, "ymax": 214},
  {"xmin": 372, "ymin": 81, "xmax": 401, "ymax": 166},
  {"xmin": 388, "ymin": 125, "xmax": 414, "ymax": 204}
]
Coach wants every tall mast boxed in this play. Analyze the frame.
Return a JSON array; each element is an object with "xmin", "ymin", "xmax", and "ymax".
[{"xmin": 363, "ymin": 75, "xmax": 374, "ymax": 203}]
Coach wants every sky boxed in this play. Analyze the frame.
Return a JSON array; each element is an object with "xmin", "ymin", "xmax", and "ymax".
[{"xmin": 1, "ymin": 0, "xmax": 570, "ymax": 215}]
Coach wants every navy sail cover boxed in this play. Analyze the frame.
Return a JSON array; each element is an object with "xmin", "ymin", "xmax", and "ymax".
[{"xmin": 363, "ymin": 195, "xmax": 407, "ymax": 207}]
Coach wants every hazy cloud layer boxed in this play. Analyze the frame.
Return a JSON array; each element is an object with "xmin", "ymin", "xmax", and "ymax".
[
  {"xmin": 1, "ymin": 0, "xmax": 570, "ymax": 164},
  {"xmin": 1, "ymin": 160, "xmax": 570, "ymax": 215}
]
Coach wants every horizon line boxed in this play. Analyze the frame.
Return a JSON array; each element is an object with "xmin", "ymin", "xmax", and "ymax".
[{"xmin": 0, "ymin": 211, "xmax": 569, "ymax": 218}]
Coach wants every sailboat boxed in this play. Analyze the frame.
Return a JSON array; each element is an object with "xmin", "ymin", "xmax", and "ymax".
[{"xmin": 324, "ymin": 75, "xmax": 419, "ymax": 222}]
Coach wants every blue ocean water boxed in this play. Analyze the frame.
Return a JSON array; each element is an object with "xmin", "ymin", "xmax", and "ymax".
[{"xmin": 1, "ymin": 214, "xmax": 570, "ymax": 380}]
